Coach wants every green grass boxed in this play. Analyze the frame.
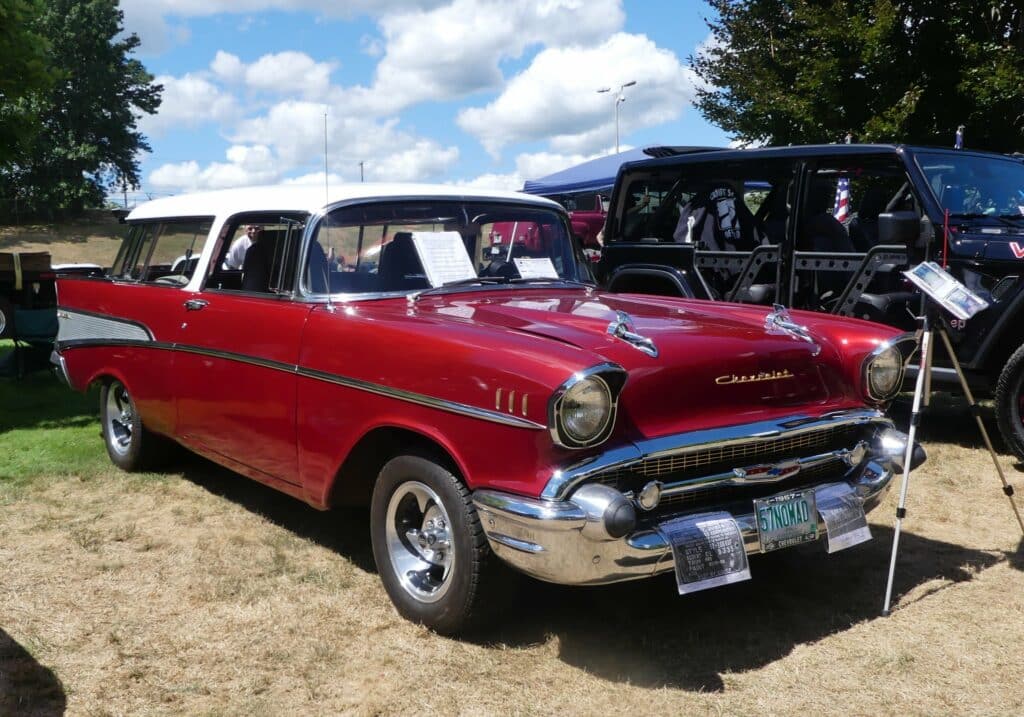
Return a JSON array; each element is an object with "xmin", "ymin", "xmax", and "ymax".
[{"xmin": 0, "ymin": 345, "xmax": 107, "ymax": 495}]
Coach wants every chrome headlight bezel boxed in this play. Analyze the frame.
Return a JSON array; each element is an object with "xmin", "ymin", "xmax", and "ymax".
[
  {"xmin": 862, "ymin": 340, "xmax": 908, "ymax": 402},
  {"xmin": 548, "ymin": 363, "xmax": 626, "ymax": 449}
]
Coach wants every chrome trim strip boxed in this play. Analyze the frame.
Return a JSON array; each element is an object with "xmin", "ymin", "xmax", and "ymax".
[
  {"xmin": 50, "ymin": 350, "xmax": 71, "ymax": 387},
  {"xmin": 56, "ymin": 307, "xmax": 154, "ymax": 344},
  {"xmin": 57, "ymin": 332, "xmax": 544, "ymax": 431},
  {"xmin": 299, "ymin": 366, "xmax": 545, "ymax": 430},
  {"xmin": 541, "ymin": 408, "xmax": 891, "ymax": 500}
]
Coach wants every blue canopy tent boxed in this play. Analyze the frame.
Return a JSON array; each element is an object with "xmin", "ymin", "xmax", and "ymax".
[{"xmin": 521, "ymin": 146, "xmax": 719, "ymax": 196}]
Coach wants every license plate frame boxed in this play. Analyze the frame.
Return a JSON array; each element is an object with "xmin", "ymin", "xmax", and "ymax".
[{"xmin": 754, "ymin": 488, "xmax": 819, "ymax": 552}]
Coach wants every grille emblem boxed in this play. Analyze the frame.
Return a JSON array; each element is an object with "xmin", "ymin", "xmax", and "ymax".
[{"xmin": 732, "ymin": 459, "xmax": 801, "ymax": 483}]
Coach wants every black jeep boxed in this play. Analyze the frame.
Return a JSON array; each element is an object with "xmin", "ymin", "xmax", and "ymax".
[{"xmin": 598, "ymin": 144, "xmax": 1024, "ymax": 458}]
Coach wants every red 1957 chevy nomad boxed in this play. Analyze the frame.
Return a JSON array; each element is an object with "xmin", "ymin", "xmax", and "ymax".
[{"xmin": 52, "ymin": 184, "xmax": 921, "ymax": 634}]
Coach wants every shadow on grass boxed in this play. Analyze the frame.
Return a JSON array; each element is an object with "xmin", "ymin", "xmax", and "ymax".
[
  {"xmin": 470, "ymin": 526, "xmax": 1014, "ymax": 692},
  {"xmin": 168, "ymin": 449, "xmax": 1020, "ymax": 692},
  {"xmin": 0, "ymin": 629, "xmax": 66, "ymax": 716},
  {"xmin": 174, "ymin": 452, "xmax": 377, "ymax": 574},
  {"xmin": 0, "ymin": 369, "xmax": 98, "ymax": 433},
  {"xmin": 889, "ymin": 392, "xmax": 1008, "ymax": 453}
]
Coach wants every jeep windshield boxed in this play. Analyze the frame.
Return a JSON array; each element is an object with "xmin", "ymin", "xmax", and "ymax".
[
  {"xmin": 304, "ymin": 199, "xmax": 593, "ymax": 296},
  {"xmin": 916, "ymin": 151, "xmax": 1024, "ymax": 221}
]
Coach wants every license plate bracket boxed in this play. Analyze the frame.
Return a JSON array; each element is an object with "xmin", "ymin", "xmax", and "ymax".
[{"xmin": 754, "ymin": 489, "xmax": 819, "ymax": 552}]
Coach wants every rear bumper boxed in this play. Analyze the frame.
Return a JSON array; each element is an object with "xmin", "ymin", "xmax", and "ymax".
[{"xmin": 472, "ymin": 416, "xmax": 916, "ymax": 586}]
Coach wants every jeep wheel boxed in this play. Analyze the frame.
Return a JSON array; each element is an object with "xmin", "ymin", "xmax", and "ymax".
[
  {"xmin": 995, "ymin": 343, "xmax": 1024, "ymax": 460},
  {"xmin": 370, "ymin": 455, "xmax": 493, "ymax": 635},
  {"xmin": 100, "ymin": 379, "xmax": 167, "ymax": 471}
]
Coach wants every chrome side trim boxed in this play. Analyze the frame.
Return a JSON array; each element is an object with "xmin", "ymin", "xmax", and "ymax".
[
  {"xmin": 541, "ymin": 408, "xmax": 890, "ymax": 500},
  {"xmin": 50, "ymin": 350, "xmax": 71, "ymax": 387},
  {"xmin": 299, "ymin": 366, "xmax": 545, "ymax": 430},
  {"xmin": 56, "ymin": 328, "xmax": 544, "ymax": 431},
  {"xmin": 56, "ymin": 308, "xmax": 154, "ymax": 344}
]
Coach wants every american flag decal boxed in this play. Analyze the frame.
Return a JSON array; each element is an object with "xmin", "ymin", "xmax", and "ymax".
[{"xmin": 833, "ymin": 177, "xmax": 851, "ymax": 223}]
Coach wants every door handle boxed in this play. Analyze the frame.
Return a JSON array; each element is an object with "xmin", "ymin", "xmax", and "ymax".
[{"xmin": 184, "ymin": 299, "xmax": 208, "ymax": 311}]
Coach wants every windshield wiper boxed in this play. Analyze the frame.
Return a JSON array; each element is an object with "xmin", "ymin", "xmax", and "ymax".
[
  {"xmin": 998, "ymin": 213, "xmax": 1024, "ymax": 220},
  {"xmin": 409, "ymin": 276, "xmax": 507, "ymax": 302},
  {"xmin": 508, "ymin": 277, "xmax": 594, "ymax": 288}
]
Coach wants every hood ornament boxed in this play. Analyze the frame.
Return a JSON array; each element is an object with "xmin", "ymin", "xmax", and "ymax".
[
  {"xmin": 765, "ymin": 304, "xmax": 820, "ymax": 355},
  {"xmin": 607, "ymin": 310, "xmax": 658, "ymax": 358}
]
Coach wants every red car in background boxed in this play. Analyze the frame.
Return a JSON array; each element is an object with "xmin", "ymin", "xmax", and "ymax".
[{"xmin": 53, "ymin": 183, "xmax": 920, "ymax": 634}]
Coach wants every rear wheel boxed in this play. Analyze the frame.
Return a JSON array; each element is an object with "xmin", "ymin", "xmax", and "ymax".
[
  {"xmin": 100, "ymin": 379, "xmax": 167, "ymax": 471},
  {"xmin": 370, "ymin": 454, "xmax": 494, "ymax": 635},
  {"xmin": 995, "ymin": 343, "xmax": 1024, "ymax": 460}
]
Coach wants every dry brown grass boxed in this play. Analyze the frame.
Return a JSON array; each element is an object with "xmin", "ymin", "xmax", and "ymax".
[
  {"xmin": 2, "ymin": 401, "xmax": 1024, "ymax": 716},
  {"xmin": 0, "ymin": 211, "xmax": 126, "ymax": 267}
]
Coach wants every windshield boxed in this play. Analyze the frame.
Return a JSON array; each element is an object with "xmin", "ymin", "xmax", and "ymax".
[
  {"xmin": 916, "ymin": 152, "xmax": 1024, "ymax": 218},
  {"xmin": 304, "ymin": 199, "xmax": 590, "ymax": 295}
]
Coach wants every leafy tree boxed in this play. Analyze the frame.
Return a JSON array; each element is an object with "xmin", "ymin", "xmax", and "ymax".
[
  {"xmin": 1, "ymin": 0, "xmax": 162, "ymax": 214},
  {"xmin": 693, "ymin": 1, "xmax": 1024, "ymax": 152},
  {"xmin": 0, "ymin": 0, "xmax": 54, "ymax": 165}
]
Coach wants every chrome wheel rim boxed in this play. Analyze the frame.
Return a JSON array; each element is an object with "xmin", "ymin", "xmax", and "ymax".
[
  {"xmin": 384, "ymin": 481, "xmax": 454, "ymax": 603},
  {"xmin": 105, "ymin": 381, "xmax": 134, "ymax": 457}
]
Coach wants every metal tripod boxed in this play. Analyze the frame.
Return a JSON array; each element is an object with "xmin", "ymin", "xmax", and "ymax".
[{"xmin": 882, "ymin": 306, "xmax": 1024, "ymax": 616}]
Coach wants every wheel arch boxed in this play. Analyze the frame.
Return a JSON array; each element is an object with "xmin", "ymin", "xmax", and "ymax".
[{"xmin": 324, "ymin": 425, "xmax": 467, "ymax": 509}]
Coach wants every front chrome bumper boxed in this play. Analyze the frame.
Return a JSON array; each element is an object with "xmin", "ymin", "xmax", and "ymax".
[{"xmin": 473, "ymin": 414, "xmax": 915, "ymax": 586}]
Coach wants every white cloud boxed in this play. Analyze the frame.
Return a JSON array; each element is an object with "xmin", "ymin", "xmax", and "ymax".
[
  {"xmin": 458, "ymin": 32, "xmax": 698, "ymax": 156},
  {"xmin": 449, "ymin": 172, "xmax": 523, "ymax": 192},
  {"xmin": 149, "ymin": 144, "xmax": 279, "ymax": 191},
  {"xmin": 365, "ymin": 141, "xmax": 459, "ymax": 182},
  {"xmin": 140, "ymin": 73, "xmax": 238, "ymax": 134},
  {"xmin": 245, "ymin": 52, "xmax": 337, "ymax": 99},
  {"xmin": 121, "ymin": 0, "xmax": 449, "ymax": 54},
  {"xmin": 210, "ymin": 51, "xmax": 245, "ymax": 83},
  {"xmin": 343, "ymin": 0, "xmax": 624, "ymax": 116}
]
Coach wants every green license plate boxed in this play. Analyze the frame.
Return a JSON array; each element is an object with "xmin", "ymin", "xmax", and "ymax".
[{"xmin": 754, "ymin": 489, "xmax": 819, "ymax": 552}]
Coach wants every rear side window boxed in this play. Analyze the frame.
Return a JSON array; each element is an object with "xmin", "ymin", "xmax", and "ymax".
[{"xmin": 108, "ymin": 219, "xmax": 212, "ymax": 285}]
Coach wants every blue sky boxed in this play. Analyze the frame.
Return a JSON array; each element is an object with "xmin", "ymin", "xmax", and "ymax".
[{"xmin": 120, "ymin": 0, "xmax": 730, "ymax": 200}]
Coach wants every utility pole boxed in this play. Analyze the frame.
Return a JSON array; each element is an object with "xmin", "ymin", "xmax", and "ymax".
[{"xmin": 359, "ymin": 161, "xmax": 365, "ymax": 182}]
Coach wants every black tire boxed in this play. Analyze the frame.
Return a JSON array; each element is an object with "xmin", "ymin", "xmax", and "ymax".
[
  {"xmin": 99, "ymin": 379, "xmax": 167, "ymax": 471},
  {"xmin": 995, "ymin": 343, "xmax": 1024, "ymax": 461},
  {"xmin": 370, "ymin": 454, "xmax": 494, "ymax": 635}
]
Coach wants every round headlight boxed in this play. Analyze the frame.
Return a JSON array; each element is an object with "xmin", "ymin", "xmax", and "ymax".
[
  {"xmin": 559, "ymin": 376, "xmax": 612, "ymax": 445},
  {"xmin": 866, "ymin": 345, "xmax": 903, "ymax": 400}
]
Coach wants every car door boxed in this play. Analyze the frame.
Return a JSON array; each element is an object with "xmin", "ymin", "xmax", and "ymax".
[{"xmin": 173, "ymin": 217, "xmax": 311, "ymax": 485}]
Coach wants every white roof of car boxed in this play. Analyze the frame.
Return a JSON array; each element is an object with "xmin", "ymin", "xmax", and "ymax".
[{"xmin": 127, "ymin": 183, "xmax": 560, "ymax": 221}]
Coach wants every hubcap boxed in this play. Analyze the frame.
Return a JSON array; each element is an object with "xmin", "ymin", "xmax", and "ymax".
[
  {"xmin": 105, "ymin": 381, "xmax": 134, "ymax": 456},
  {"xmin": 384, "ymin": 481, "xmax": 454, "ymax": 603}
]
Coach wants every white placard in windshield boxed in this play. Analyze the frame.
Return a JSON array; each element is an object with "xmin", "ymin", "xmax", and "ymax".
[
  {"xmin": 903, "ymin": 261, "xmax": 989, "ymax": 320},
  {"xmin": 410, "ymin": 231, "xmax": 477, "ymax": 287},
  {"xmin": 815, "ymin": 482, "xmax": 872, "ymax": 553},
  {"xmin": 658, "ymin": 511, "xmax": 751, "ymax": 595},
  {"xmin": 513, "ymin": 256, "xmax": 558, "ymax": 280}
]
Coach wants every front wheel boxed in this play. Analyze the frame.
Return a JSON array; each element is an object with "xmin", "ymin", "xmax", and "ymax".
[
  {"xmin": 995, "ymin": 343, "xmax": 1024, "ymax": 460},
  {"xmin": 370, "ymin": 455, "xmax": 494, "ymax": 635},
  {"xmin": 100, "ymin": 379, "xmax": 167, "ymax": 471}
]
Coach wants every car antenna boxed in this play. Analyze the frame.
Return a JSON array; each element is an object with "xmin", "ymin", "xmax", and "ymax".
[{"xmin": 323, "ymin": 109, "xmax": 335, "ymax": 312}]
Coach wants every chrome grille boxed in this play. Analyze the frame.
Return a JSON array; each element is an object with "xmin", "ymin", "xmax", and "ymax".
[
  {"xmin": 587, "ymin": 424, "xmax": 866, "ymax": 518},
  {"xmin": 594, "ymin": 424, "xmax": 860, "ymax": 487}
]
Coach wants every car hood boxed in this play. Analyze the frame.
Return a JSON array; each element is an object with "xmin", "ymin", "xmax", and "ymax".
[{"xmin": 416, "ymin": 289, "xmax": 860, "ymax": 438}]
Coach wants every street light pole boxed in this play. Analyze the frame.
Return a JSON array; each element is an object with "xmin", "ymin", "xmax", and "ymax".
[{"xmin": 597, "ymin": 80, "xmax": 636, "ymax": 154}]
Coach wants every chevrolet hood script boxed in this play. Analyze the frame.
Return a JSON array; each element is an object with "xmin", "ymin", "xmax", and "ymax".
[{"xmin": 715, "ymin": 369, "xmax": 794, "ymax": 385}]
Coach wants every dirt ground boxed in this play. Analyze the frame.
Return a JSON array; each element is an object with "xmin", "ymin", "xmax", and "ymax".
[{"xmin": 2, "ymin": 399, "xmax": 1023, "ymax": 716}]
